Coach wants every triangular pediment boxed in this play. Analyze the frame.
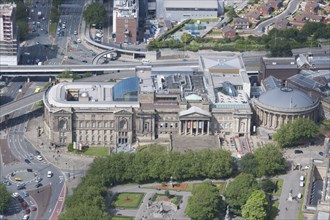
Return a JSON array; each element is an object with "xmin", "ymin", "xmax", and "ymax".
[
  {"xmin": 114, "ymin": 109, "xmax": 132, "ymax": 115},
  {"xmin": 179, "ymin": 106, "xmax": 211, "ymax": 118},
  {"xmin": 53, "ymin": 109, "xmax": 72, "ymax": 114}
]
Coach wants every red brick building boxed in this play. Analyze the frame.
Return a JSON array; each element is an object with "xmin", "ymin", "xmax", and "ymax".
[{"xmin": 115, "ymin": 17, "xmax": 138, "ymax": 44}]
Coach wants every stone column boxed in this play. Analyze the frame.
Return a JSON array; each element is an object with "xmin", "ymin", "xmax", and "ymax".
[
  {"xmin": 185, "ymin": 121, "xmax": 187, "ymax": 135},
  {"xmin": 196, "ymin": 121, "xmax": 198, "ymax": 135},
  {"xmin": 202, "ymin": 121, "xmax": 204, "ymax": 135},
  {"xmin": 179, "ymin": 120, "xmax": 182, "ymax": 135},
  {"xmin": 207, "ymin": 121, "xmax": 210, "ymax": 135},
  {"xmin": 191, "ymin": 120, "xmax": 193, "ymax": 135}
]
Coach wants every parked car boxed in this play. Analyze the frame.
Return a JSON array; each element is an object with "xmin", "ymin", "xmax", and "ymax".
[
  {"xmin": 25, "ymin": 208, "xmax": 30, "ymax": 214},
  {"xmin": 294, "ymin": 150, "xmax": 303, "ymax": 154},
  {"xmin": 35, "ymin": 183, "xmax": 42, "ymax": 188},
  {"xmin": 319, "ymin": 152, "xmax": 324, "ymax": 156},
  {"xmin": 21, "ymin": 202, "xmax": 28, "ymax": 209},
  {"xmin": 31, "ymin": 206, "xmax": 37, "ymax": 212},
  {"xmin": 47, "ymin": 171, "xmax": 53, "ymax": 178},
  {"xmin": 21, "ymin": 191, "xmax": 29, "ymax": 197},
  {"xmin": 24, "ymin": 159, "xmax": 31, "ymax": 164},
  {"xmin": 36, "ymin": 155, "xmax": 43, "ymax": 161},
  {"xmin": 35, "ymin": 150, "xmax": 40, "ymax": 155},
  {"xmin": 15, "ymin": 177, "xmax": 22, "ymax": 181},
  {"xmin": 17, "ymin": 184, "xmax": 25, "ymax": 190},
  {"xmin": 12, "ymin": 192, "xmax": 19, "ymax": 198}
]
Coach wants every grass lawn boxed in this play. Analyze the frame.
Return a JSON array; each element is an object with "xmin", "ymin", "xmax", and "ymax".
[
  {"xmin": 112, "ymin": 217, "xmax": 133, "ymax": 220},
  {"xmin": 112, "ymin": 193, "xmax": 144, "ymax": 209},
  {"xmin": 81, "ymin": 147, "xmax": 109, "ymax": 156},
  {"xmin": 156, "ymin": 194, "xmax": 182, "ymax": 205},
  {"xmin": 213, "ymin": 181, "xmax": 227, "ymax": 194},
  {"xmin": 49, "ymin": 23, "xmax": 57, "ymax": 35}
]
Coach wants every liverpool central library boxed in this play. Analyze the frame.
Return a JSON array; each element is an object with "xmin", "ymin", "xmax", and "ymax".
[{"xmin": 43, "ymin": 54, "xmax": 320, "ymax": 148}]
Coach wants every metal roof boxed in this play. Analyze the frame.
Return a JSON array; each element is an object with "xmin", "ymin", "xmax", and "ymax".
[
  {"xmin": 258, "ymin": 87, "xmax": 316, "ymax": 109},
  {"xmin": 164, "ymin": 0, "xmax": 218, "ymax": 9}
]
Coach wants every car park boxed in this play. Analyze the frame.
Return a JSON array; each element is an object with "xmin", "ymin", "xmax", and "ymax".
[{"xmin": 294, "ymin": 150, "xmax": 303, "ymax": 154}]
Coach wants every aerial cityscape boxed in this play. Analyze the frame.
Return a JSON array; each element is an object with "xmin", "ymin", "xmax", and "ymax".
[{"xmin": 0, "ymin": 0, "xmax": 329, "ymax": 220}]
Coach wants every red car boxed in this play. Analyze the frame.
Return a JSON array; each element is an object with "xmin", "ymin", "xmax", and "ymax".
[
  {"xmin": 21, "ymin": 201, "xmax": 28, "ymax": 209},
  {"xmin": 25, "ymin": 208, "xmax": 31, "ymax": 214},
  {"xmin": 31, "ymin": 206, "xmax": 37, "ymax": 212}
]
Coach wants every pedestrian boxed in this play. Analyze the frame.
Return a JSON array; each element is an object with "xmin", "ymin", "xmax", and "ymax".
[{"xmin": 285, "ymin": 207, "xmax": 288, "ymax": 211}]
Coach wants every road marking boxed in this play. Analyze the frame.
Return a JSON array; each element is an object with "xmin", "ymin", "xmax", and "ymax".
[{"xmin": 49, "ymin": 208, "xmax": 52, "ymax": 213}]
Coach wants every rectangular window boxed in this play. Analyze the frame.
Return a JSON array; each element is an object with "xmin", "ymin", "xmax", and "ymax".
[{"xmin": 165, "ymin": 123, "xmax": 168, "ymax": 128}]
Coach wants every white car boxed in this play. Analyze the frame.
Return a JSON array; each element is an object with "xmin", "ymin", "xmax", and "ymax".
[
  {"xmin": 47, "ymin": 171, "xmax": 52, "ymax": 178},
  {"xmin": 77, "ymin": 38, "xmax": 81, "ymax": 43},
  {"xmin": 36, "ymin": 155, "xmax": 43, "ymax": 161},
  {"xmin": 12, "ymin": 192, "xmax": 19, "ymax": 198}
]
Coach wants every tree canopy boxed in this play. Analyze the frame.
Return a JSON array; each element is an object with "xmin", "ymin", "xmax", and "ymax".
[
  {"xmin": 225, "ymin": 173, "xmax": 258, "ymax": 215},
  {"xmin": 238, "ymin": 153, "xmax": 258, "ymax": 176},
  {"xmin": 273, "ymin": 118, "xmax": 320, "ymax": 148},
  {"xmin": 242, "ymin": 190, "xmax": 269, "ymax": 220},
  {"xmin": 0, "ymin": 183, "xmax": 12, "ymax": 213},
  {"xmin": 238, "ymin": 144, "xmax": 286, "ymax": 177},
  {"xmin": 186, "ymin": 182, "xmax": 224, "ymax": 220},
  {"xmin": 83, "ymin": 3, "xmax": 106, "ymax": 25},
  {"xmin": 60, "ymin": 149, "xmax": 234, "ymax": 219},
  {"xmin": 254, "ymin": 144, "xmax": 287, "ymax": 177}
]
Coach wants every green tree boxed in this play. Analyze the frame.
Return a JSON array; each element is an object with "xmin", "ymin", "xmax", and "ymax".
[
  {"xmin": 259, "ymin": 179, "xmax": 277, "ymax": 193},
  {"xmin": 186, "ymin": 182, "xmax": 224, "ymax": 220},
  {"xmin": 83, "ymin": 3, "xmax": 106, "ymax": 25},
  {"xmin": 269, "ymin": 41, "xmax": 292, "ymax": 57},
  {"xmin": 238, "ymin": 153, "xmax": 258, "ymax": 176},
  {"xmin": 0, "ymin": 183, "xmax": 12, "ymax": 213},
  {"xmin": 225, "ymin": 173, "xmax": 258, "ymax": 215},
  {"xmin": 226, "ymin": 6, "xmax": 237, "ymax": 20},
  {"xmin": 273, "ymin": 118, "xmax": 320, "ymax": 148},
  {"xmin": 254, "ymin": 144, "xmax": 286, "ymax": 177},
  {"xmin": 181, "ymin": 33, "xmax": 193, "ymax": 43},
  {"xmin": 242, "ymin": 190, "xmax": 269, "ymax": 220}
]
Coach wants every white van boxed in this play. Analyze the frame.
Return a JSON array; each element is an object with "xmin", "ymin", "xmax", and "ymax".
[{"xmin": 300, "ymin": 175, "xmax": 305, "ymax": 181}]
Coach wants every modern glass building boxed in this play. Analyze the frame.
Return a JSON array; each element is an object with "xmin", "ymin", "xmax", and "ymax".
[{"xmin": 113, "ymin": 77, "xmax": 139, "ymax": 101}]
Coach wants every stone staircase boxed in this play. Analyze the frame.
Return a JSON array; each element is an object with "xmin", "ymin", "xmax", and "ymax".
[{"xmin": 171, "ymin": 134, "xmax": 220, "ymax": 152}]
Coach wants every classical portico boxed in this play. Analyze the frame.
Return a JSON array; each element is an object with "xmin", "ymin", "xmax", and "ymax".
[{"xmin": 178, "ymin": 106, "xmax": 211, "ymax": 135}]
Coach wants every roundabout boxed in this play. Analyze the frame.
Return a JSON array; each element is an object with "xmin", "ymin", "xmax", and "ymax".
[{"xmin": 7, "ymin": 169, "xmax": 41, "ymax": 185}]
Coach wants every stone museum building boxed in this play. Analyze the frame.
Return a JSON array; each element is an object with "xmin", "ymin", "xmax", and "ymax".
[{"xmin": 43, "ymin": 54, "xmax": 253, "ymax": 147}]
